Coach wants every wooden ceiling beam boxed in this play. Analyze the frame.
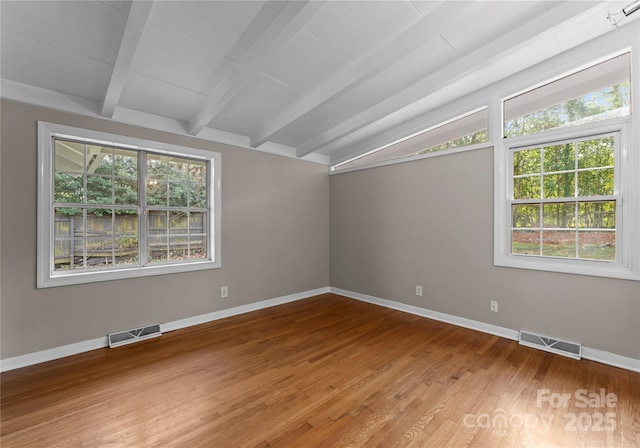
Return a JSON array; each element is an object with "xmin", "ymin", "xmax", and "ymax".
[
  {"xmin": 247, "ymin": 1, "xmax": 480, "ymax": 149},
  {"xmin": 100, "ymin": 1, "xmax": 153, "ymax": 118},
  {"xmin": 296, "ymin": 1, "xmax": 597, "ymax": 158},
  {"xmin": 186, "ymin": 1, "xmax": 326, "ymax": 137}
]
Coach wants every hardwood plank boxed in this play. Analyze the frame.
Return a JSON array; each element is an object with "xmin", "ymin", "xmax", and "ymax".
[{"xmin": 1, "ymin": 294, "xmax": 638, "ymax": 447}]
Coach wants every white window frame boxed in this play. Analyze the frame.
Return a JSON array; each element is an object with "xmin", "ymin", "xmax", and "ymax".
[
  {"xmin": 494, "ymin": 116, "xmax": 639, "ymax": 281},
  {"xmin": 37, "ymin": 122, "xmax": 222, "ymax": 288}
]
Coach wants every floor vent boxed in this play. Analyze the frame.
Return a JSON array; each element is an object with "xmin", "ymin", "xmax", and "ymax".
[
  {"xmin": 519, "ymin": 330, "xmax": 581, "ymax": 360},
  {"xmin": 108, "ymin": 324, "xmax": 161, "ymax": 348}
]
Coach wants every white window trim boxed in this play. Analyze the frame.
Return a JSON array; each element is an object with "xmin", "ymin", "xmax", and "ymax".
[
  {"xmin": 37, "ymin": 121, "xmax": 222, "ymax": 288},
  {"xmin": 494, "ymin": 117, "xmax": 639, "ymax": 281},
  {"xmin": 331, "ymin": 107, "xmax": 490, "ymax": 174},
  {"xmin": 329, "ymin": 140, "xmax": 492, "ymax": 174}
]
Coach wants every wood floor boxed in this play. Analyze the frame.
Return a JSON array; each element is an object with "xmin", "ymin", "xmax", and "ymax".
[{"xmin": 1, "ymin": 293, "xmax": 639, "ymax": 447}]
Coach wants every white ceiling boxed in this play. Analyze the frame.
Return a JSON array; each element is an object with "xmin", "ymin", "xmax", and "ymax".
[{"xmin": 0, "ymin": 1, "xmax": 635, "ymax": 165}]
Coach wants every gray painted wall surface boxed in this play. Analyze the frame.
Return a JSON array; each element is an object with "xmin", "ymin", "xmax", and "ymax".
[
  {"xmin": 2, "ymin": 99, "xmax": 638, "ymax": 363},
  {"xmin": 1, "ymin": 100, "xmax": 330, "ymax": 358},
  {"xmin": 330, "ymin": 148, "xmax": 640, "ymax": 360}
]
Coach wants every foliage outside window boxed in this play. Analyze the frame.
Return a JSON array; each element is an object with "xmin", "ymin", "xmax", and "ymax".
[
  {"xmin": 418, "ymin": 129, "xmax": 488, "ymax": 155},
  {"xmin": 504, "ymin": 53, "xmax": 630, "ymax": 137},
  {"xmin": 511, "ymin": 134, "xmax": 617, "ymax": 261},
  {"xmin": 39, "ymin": 122, "xmax": 221, "ymax": 287}
]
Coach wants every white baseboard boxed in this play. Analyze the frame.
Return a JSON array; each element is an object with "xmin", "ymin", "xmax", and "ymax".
[
  {"xmin": 0, "ymin": 287, "xmax": 330, "ymax": 372},
  {"xmin": 581, "ymin": 347, "xmax": 640, "ymax": 373},
  {"xmin": 3, "ymin": 287, "xmax": 638, "ymax": 374},
  {"xmin": 0, "ymin": 336, "xmax": 109, "ymax": 373},
  {"xmin": 330, "ymin": 287, "xmax": 640, "ymax": 373},
  {"xmin": 160, "ymin": 287, "xmax": 330, "ymax": 333},
  {"xmin": 330, "ymin": 287, "xmax": 519, "ymax": 341}
]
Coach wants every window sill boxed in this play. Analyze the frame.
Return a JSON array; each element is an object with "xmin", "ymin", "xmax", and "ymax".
[
  {"xmin": 494, "ymin": 253, "xmax": 640, "ymax": 282},
  {"xmin": 38, "ymin": 260, "xmax": 221, "ymax": 288}
]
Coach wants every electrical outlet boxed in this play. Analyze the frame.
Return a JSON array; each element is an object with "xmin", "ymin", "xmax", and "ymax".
[
  {"xmin": 490, "ymin": 300, "xmax": 498, "ymax": 313},
  {"xmin": 416, "ymin": 285, "xmax": 423, "ymax": 296},
  {"xmin": 221, "ymin": 286, "xmax": 228, "ymax": 298}
]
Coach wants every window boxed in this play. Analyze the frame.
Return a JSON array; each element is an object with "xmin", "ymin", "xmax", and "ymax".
[
  {"xmin": 333, "ymin": 108, "xmax": 488, "ymax": 171},
  {"xmin": 504, "ymin": 53, "xmax": 630, "ymax": 137},
  {"xmin": 38, "ymin": 122, "xmax": 221, "ymax": 287},
  {"xmin": 496, "ymin": 52, "xmax": 639, "ymax": 280},
  {"xmin": 511, "ymin": 133, "xmax": 618, "ymax": 261}
]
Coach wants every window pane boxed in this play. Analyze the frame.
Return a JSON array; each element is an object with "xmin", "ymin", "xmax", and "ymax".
[
  {"xmin": 513, "ymin": 148, "xmax": 540, "ymax": 176},
  {"xmin": 87, "ymin": 211, "xmax": 113, "ymax": 235},
  {"xmin": 578, "ymin": 168, "xmax": 614, "ymax": 196},
  {"xmin": 514, "ymin": 176, "xmax": 541, "ymax": 199},
  {"xmin": 579, "ymin": 201, "xmax": 616, "ymax": 229},
  {"xmin": 189, "ymin": 183, "xmax": 207, "ymax": 208},
  {"xmin": 169, "ymin": 211, "xmax": 188, "ymax": 234},
  {"xmin": 114, "ymin": 212, "xmax": 138, "ymax": 236},
  {"xmin": 86, "ymin": 238, "xmax": 114, "ymax": 267},
  {"xmin": 189, "ymin": 160, "xmax": 207, "ymax": 207},
  {"xmin": 543, "ymin": 143, "xmax": 574, "ymax": 172},
  {"xmin": 169, "ymin": 157, "xmax": 188, "ymax": 182},
  {"xmin": 148, "ymin": 236, "xmax": 168, "ymax": 263},
  {"xmin": 169, "ymin": 235, "xmax": 188, "ymax": 259},
  {"xmin": 189, "ymin": 212, "xmax": 205, "ymax": 233},
  {"xmin": 189, "ymin": 235, "xmax": 206, "ymax": 259},
  {"xmin": 114, "ymin": 148, "xmax": 138, "ymax": 205},
  {"xmin": 115, "ymin": 236, "xmax": 138, "ymax": 265},
  {"xmin": 54, "ymin": 173, "xmax": 83, "ymax": 203},
  {"xmin": 147, "ymin": 154, "xmax": 169, "ymax": 180},
  {"xmin": 114, "ymin": 149, "xmax": 138, "ymax": 178},
  {"xmin": 512, "ymin": 230, "xmax": 540, "ymax": 255},
  {"xmin": 115, "ymin": 178, "xmax": 138, "ymax": 204},
  {"xmin": 88, "ymin": 146, "xmax": 113, "ymax": 175},
  {"xmin": 504, "ymin": 53, "xmax": 630, "ymax": 137},
  {"xmin": 577, "ymin": 137, "xmax": 614, "ymax": 169},
  {"xmin": 53, "ymin": 210, "xmax": 76, "ymax": 270},
  {"xmin": 54, "ymin": 212, "xmax": 71, "ymax": 237},
  {"xmin": 54, "ymin": 237, "xmax": 71, "ymax": 268},
  {"xmin": 419, "ymin": 129, "xmax": 488, "ymax": 154},
  {"xmin": 114, "ymin": 211, "xmax": 138, "ymax": 266},
  {"xmin": 169, "ymin": 182, "xmax": 188, "ymax": 207},
  {"xmin": 147, "ymin": 180, "xmax": 168, "ymax": 206},
  {"xmin": 542, "ymin": 230, "xmax": 575, "ymax": 257},
  {"xmin": 578, "ymin": 231, "xmax": 615, "ymax": 260},
  {"xmin": 86, "ymin": 175, "xmax": 113, "ymax": 204},
  {"xmin": 512, "ymin": 204, "xmax": 539, "ymax": 228},
  {"xmin": 54, "ymin": 140, "xmax": 84, "ymax": 174},
  {"xmin": 542, "ymin": 203, "xmax": 575, "ymax": 228},
  {"xmin": 189, "ymin": 212, "xmax": 207, "ymax": 260},
  {"xmin": 148, "ymin": 211, "xmax": 168, "ymax": 235},
  {"xmin": 543, "ymin": 173, "xmax": 574, "ymax": 198}
]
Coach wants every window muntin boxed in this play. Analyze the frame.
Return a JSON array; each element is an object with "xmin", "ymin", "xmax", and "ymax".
[
  {"xmin": 510, "ymin": 134, "xmax": 618, "ymax": 262},
  {"xmin": 504, "ymin": 53, "xmax": 630, "ymax": 137},
  {"xmin": 39, "ymin": 122, "xmax": 221, "ymax": 287},
  {"xmin": 335, "ymin": 108, "xmax": 488, "ymax": 171}
]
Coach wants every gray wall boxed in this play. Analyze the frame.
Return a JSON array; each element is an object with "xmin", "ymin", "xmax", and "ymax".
[
  {"xmin": 330, "ymin": 148, "xmax": 640, "ymax": 360},
  {"xmin": 2, "ymin": 99, "xmax": 638, "ymax": 363},
  {"xmin": 1, "ymin": 100, "xmax": 330, "ymax": 358}
]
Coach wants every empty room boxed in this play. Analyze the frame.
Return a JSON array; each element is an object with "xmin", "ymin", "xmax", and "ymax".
[{"xmin": 1, "ymin": 1, "xmax": 639, "ymax": 447}]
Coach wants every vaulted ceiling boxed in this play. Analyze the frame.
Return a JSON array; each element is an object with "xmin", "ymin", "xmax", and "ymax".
[{"xmin": 0, "ymin": 1, "xmax": 635, "ymax": 165}]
